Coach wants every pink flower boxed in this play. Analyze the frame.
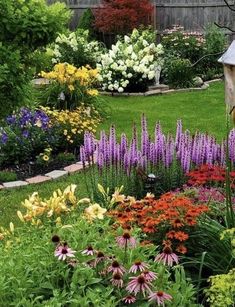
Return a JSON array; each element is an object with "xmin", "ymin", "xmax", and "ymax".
[
  {"xmin": 126, "ymin": 274, "xmax": 153, "ymax": 297},
  {"xmin": 116, "ymin": 232, "xmax": 136, "ymax": 249},
  {"xmin": 148, "ymin": 291, "xmax": 172, "ymax": 306},
  {"xmin": 122, "ymin": 295, "xmax": 136, "ymax": 304},
  {"xmin": 82, "ymin": 245, "xmax": 96, "ymax": 256},
  {"xmin": 142, "ymin": 270, "xmax": 158, "ymax": 281},
  {"xmin": 155, "ymin": 246, "xmax": 179, "ymax": 266},
  {"xmin": 111, "ymin": 272, "xmax": 124, "ymax": 288},
  {"xmin": 129, "ymin": 260, "xmax": 149, "ymax": 273},
  {"xmin": 108, "ymin": 260, "xmax": 126, "ymax": 275},
  {"xmin": 54, "ymin": 244, "xmax": 76, "ymax": 261}
]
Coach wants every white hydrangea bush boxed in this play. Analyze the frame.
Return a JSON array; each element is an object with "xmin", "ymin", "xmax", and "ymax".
[
  {"xmin": 52, "ymin": 30, "xmax": 103, "ymax": 68},
  {"xmin": 97, "ymin": 29, "xmax": 164, "ymax": 92}
]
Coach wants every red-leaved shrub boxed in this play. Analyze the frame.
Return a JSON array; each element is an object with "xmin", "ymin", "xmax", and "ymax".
[{"xmin": 94, "ymin": 0, "xmax": 153, "ymax": 35}]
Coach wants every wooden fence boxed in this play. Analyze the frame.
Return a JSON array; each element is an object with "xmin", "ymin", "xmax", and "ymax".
[{"xmin": 47, "ymin": 0, "xmax": 235, "ymax": 36}]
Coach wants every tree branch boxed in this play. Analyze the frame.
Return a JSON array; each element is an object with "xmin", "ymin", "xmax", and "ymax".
[
  {"xmin": 214, "ymin": 22, "xmax": 235, "ymax": 33},
  {"xmin": 191, "ymin": 51, "xmax": 225, "ymax": 67},
  {"xmin": 223, "ymin": 0, "xmax": 235, "ymax": 12}
]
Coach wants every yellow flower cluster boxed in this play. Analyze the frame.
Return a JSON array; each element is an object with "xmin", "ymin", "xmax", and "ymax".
[
  {"xmin": 42, "ymin": 105, "xmax": 100, "ymax": 144},
  {"xmin": 41, "ymin": 63, "xmax": 99, "ymax": 95},
  {"xmin": 17, "ymin": 184, "xmax": 77, "ymax": 224}
]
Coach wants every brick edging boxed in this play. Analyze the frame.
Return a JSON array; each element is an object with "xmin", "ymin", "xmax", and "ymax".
[{"xmin": 0, "ymin": 161, "xmax": 86, "ymax": 190}]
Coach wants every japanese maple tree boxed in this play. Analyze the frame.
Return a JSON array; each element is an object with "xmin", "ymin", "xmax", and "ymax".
[{"xmin": 94, "ymin": 0, "xmax": 153, "ymax": 35}]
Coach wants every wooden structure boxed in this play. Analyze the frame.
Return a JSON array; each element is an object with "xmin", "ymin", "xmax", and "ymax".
[{"xmin": 47, "ymin": 0, "xmax": 235, "ymax": 34}]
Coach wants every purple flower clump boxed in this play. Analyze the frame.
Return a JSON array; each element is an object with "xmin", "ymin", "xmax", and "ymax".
[{"xmin": 81, "ymin": 116, "xmax": 235, "ymax": 176}]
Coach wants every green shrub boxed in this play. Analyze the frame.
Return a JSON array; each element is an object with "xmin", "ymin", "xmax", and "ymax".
[
  {"xmin": 0, "ymin": 0, "xmax": 71, "ymax": 118},
  {"xmin": 31, "ymin": 48, "xmax": 54, "ymax": 76},
  {"xmin": 162, "ymin": 26, "xmax": 205, "ymax": 65},
  {"xmin": 77, "ymin": 8, "xmax": 96, "ymax": 39},
  {"xmin": 0, "ymin": 44, "xmax": 33, "ymax": 117},
  {"xmin": 164, "ymin": 58, "xmax": 194, "ymax": 88},
  {"xmin": 56, "ymin": 152, "xmax": 76, "ymax": 163},
  {"xmin": 0, "ymin": 0, "xmax": 71, "ymax": 52},
  {"xmin": 198, "ymin": 24, "xmax": 227, "ymax": 80},
  {"xmin": 0, "ymin": 171, "xmax": 17, "ymax": 182}
]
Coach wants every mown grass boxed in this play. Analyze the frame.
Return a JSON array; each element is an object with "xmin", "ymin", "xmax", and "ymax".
[
  {"xmin": 0, "ymin": 81, "xmax": 228, "ymax": 227},
  {"xmin": 99, "ymin": 81, "xmax": 226, "ymax": 140}
]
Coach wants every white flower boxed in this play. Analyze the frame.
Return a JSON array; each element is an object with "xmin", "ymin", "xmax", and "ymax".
[
  {"xmin": 124, "ymin": 35, "xmax": 131, "ymax": 43},
  {"xmin": 118, "ymin": 87, "xmax": 124, "ymax": 93}
]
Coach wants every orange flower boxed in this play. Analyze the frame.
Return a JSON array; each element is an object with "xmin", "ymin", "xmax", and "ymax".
[
  {"xmin": 174, "ymin": 231, "xmax": 189, "ymax": 241},
  {"xmin": 176, "ymin": 244, "xmax": 187, "ymax": 254},
  {"xmin": 166, "ymin": 230, "xmax": 176, "ymax": 239},
  {"xmin": 185, "ymin": 215, "xmax": 197, "ymax": 226},
  {"xmin": 142, "ymin": 225, "xmax": 156, "ymax": 233},
  {"xmin": 171, "ymin": 218, "xmax": 184, "ymax": 228}
]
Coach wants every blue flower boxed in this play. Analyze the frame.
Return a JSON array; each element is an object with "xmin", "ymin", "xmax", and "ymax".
[
  {"xmin": 0, "ymin": 131, "xmax": 8, "ymax": 144},
  {"xmin": 22, "ymin": 130, "xmax": 29, "ymax": 138}
]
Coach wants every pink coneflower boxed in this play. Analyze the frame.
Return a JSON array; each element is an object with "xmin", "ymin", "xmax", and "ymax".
[
  {"xmin": 126, "ymin": 274, "xmax": 153, "ymax": 297},
  {"xmin": 116, "ymin": 232, "xmax": 136, "ymax": 248},
  {"xmin": 108, "ymin": 260, "xmax": 126, "ymax": 275},
  {"xmin": 54, "ymin": 243, "xmax": 76, "ymax": 261},
  {"xmin": 122, "ymin": 295, "xmax": 136, "ymax": 304},
  {"xmin": 111, "ymin": 272, "xmax": 124, "ymax": 288},
  {"xmin": 129, "ymin": 260, "xmax": 149, "ymax": 273},
  {"xmin": 148, "ymin": 290, "xmax": 172, "ymax": 306},
  {"xmin": 154, "ymin": 246, "xmax": 179, "ymax": 266},
  {"xmin": 81, "ymin": 245, "xmax": 96, "ymax": 256},
  {"xmin": 142, "ymin": 270, "xmax": 158, "ymax": 281}
]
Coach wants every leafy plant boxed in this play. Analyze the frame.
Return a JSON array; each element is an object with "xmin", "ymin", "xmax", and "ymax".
[
  {"xmin": 0, "ymin": 0, "xmax": 71, "ymax": 118},
  {"xmin": 0, "ymin": 171, "xmax": 17, "ymax": 183},
  {"xmin": 164, "ymin": 58, "xmax": 194, "ymax": 88},
  {"xmin": 77, "ymin": 8, "xmax": 96, "ymax": 40}
]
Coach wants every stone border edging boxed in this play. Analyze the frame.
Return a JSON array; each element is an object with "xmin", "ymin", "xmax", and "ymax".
[
  {"xmin": 99, "ymin": 78, "xmax": 222, "ymax": 97},
  {"xmin": 0, "ymin": 161, "xmax": 89, "ymax": 190}
]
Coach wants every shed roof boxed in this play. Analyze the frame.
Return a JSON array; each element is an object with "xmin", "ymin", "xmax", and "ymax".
[{"xmin": 218, "ymin": 40, "xmax": 235, "ymax": 66}]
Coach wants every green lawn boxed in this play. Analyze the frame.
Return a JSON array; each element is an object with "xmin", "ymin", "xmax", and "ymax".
[
  {"xmin": 0, "ymin": 81, "xmax": 228, "ymax": 227},
  {"xmin": 99, "ymin": 81, "xmax": 226, "ymax": 140}
]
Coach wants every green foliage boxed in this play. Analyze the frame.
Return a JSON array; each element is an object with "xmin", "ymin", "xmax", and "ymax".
[
  {"xmin": 0, "ymin": 0, "xmax": 71, "ymax": 118},
  {"xmin": 162, "ymin": 27, "xmax": 204, "ymax": 64},
  {"xmin": 55, "ymin": 152, "xmax": 76, "ymax": 164},
  {"xmin": 205, "ymin": 268, "xmax": 235, "ymax": 307},
  {"xmin": 0, "ymin": 44, "xmax": 32, "ymax": 117},
  {"xmin": 0, "ymin": 171, "xmax": 17, "ymax": 182},
  {"xmin": 31, "ymin": 48, "xmax": 54, "ymax": 76},
  {"xmin": 0, "ymin": 0, "xmax": 71, "ymax": 52},
  {"xmin": 77, "ymin": 8, "xmax": 96, "ymax": 39},
  {"xmin": 0, "ymin": 204, "xmax": 197, "ymax": 305},
  {"xmin": 199, "ymin": 24, "xmax": 227, "ymax": 80},
  {"xmin": 164, "ymin": 58, "xmax": 194, "ymax": 88},
  {"xmin": 161, "ymin": 25, "xmax": 227, "ymax": 86}
]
